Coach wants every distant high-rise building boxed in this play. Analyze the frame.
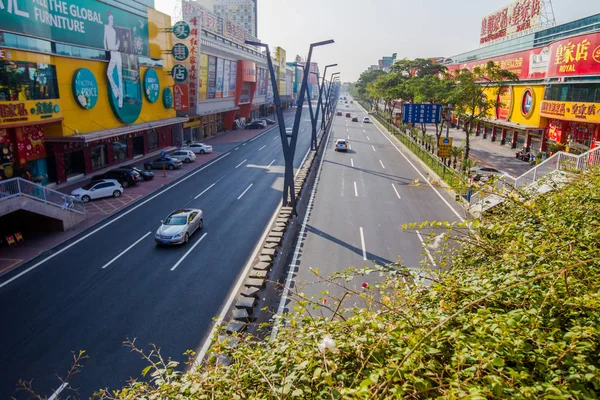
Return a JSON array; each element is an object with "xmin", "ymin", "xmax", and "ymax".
[{"xmin": 213, "ymin": 0, "xmax": 257, "ymax": 38}]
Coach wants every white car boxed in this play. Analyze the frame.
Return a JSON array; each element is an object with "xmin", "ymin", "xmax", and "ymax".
[
  {"xmin": 170, "ymin": 149, "xmax": 196, "ymax": 163},
  {"xmin": 71, "ymin": 179, "xmax": 123, "ymax": 203},
  {"xmin": 155, "ymin": 208, "xmax": 204, "ymax": 245},
  {"xmin": 183, "ymin": 143, "xmax": 213, "ymax": 154},
  {"xmin": 363, "ymin": 117, "xmax": 371, "ymax": 123},
  {"xmin": 335, "ymin": 139, "xmax": 349, "ymax": 152}
]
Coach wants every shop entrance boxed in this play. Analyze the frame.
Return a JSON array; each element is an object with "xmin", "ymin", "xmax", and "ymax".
[
  {"xmin": 63, "ymin": 150, "xmax": 85, "ymax": 178},
  {"xmin": 132, "ymin": 136, "xmax": 144, "ymax": 157}
]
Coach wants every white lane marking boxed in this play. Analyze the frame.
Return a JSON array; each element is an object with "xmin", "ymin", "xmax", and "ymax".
[
  {"xmin": 360, "ymin": 227, "xmax": 367, "ymax": 260},
  {"xmin": 350, "ymin": 158, "xmax": 354, "ymax": 167},
  {"xmin": 347, "ymin": 135, "xmax": 350, "ymax": 139},
  {"xmin": 0, "ymin": 151, "xmax": 233, "ymax": 290},
  {"xmin": 170, "ymin": 232, "xmax": 208, "ymax": 271},
  {"xmin": 271, "ymin": 122, "xmax": 333, "ymax": 342},
  {"xmin": 49, "ymin": 382, "xmax": 69, "ymax": 400},
  {"xmin": 364, "ymin": 108, "xmax": 465, "ymax": 222},
  {"xmin": 392, "ymin": 183, "xmax": 401, "ymax": 199},
  {"xmin": 237, "ymin": 183, "xmax": 253, "ymax": 200},
  {"xmin": 371, "ymin": 145, "xmax": 376, "ymax": 152},
  {"xmin": 267, "ymin": 159, "xmax": 276, "ymax": 168},
  {"xmin": 234, "ymin": 147, "xmax": 239, "ymax": 151},
  {"xmin": 194, "ymin": 182, "xmax": 217, "ymax": 199},
  {"xmin": 379, "ymin": 160, "xmax": 386, "ymax": 169},
  {"xmin": 363, "ymin": 129, "xmax": 366, "ymax": 133},
  {"xmin": 102, "ymin": 232, "xmax": 152, "ymax": 269},
  {"xmin": 250, "ymin": 136, "xmax": 259, "ymax": 142},
  {"xmin": 242, "ymin": 143, "xmax": 247, "ymax": 146},
  {"xmin": 258, "ymin": 145, "xmax": 267, "ymax": 151},
  {"xmin": 367, "ymin": 136, "xmax": 371, "ymax": 141},
  {"xmin": 416, "ymin": 230, "xmax": 437, "ymax": 267},
  {"xmin": 200, "ymin": 143, "xmax": 313, "ymax": 360},
  {"xmin": 346, "ymin": 128, "xmax": 349, "ymax": 132},
  {"xmin": 273, "ymin": 135, "xmax": 278, "ymax": 140},
  {"xmin": 235, "ymin": 159, "xmax": 247, "ymax": 169},
  {"xmin": 354, "ymin": 181, "xmax": 358, "ymax": 197}
]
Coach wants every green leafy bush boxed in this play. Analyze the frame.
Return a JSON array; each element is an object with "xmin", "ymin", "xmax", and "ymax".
[{"xmin": 101, "ymin": 170, "xmax": 600, "ymax": 399}]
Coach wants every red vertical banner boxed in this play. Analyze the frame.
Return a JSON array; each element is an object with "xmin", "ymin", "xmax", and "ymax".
[{"xmin": 174, "ymin": 84, "xmax": 190, "ymax": 111}]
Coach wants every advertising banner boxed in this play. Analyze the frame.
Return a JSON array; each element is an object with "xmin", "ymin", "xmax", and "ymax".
[
  {"xmin": 174, "ymin": 84, "xmax": 189, "ymax": 111},
  {"xmin": 229, "ymin": 61, "xmax": 237, "ymax": 97},
  {"xmin": 107, "ymin": 50, "xmax": 142, "ymax": 124},
  {"xmin": 223, "ymin": 20, "xmax": 247, "ymax": 45},
  {"xmin": 496, "ymin": 87, "xmax": 513, "ymax": 120},
  {"xmin": 240, "ymin": 61, "xmax": 257, "ymax": 82},
  {"xmin": 199, "ymin": 54, "xmax": 209, "ymax": 100},
  {"xmin": 540, "ymin": 100, "xmax": 600, "ymax": 123},
  {"xmin": 223, "ymin": 60, "xmax": 230, "ymax": 98},
  {"xmin": 0, "ymin": 0, "xmax": 149, "ymax": 56},
  {"xmin": 263, "ymin": 68, "xmax": 268, "ymax": 95},
  {"xmin": 0, "ymin": 100, "xmax": 62, "ymax": 126},
  {"xmin": 480, "ymin": 0, "xmax": 542, "ymax": 46},
  {"xmin": 216, "ymin": 57, "xmax": 224, "ymax": 98},
  {"xmin": 286, "ymin": 70, "xmax": 293, "ymax": 96},
  {"xmin": 207, "ymin": 55, "xmax": 217, "ymax": 99},
  {"xmin": 239, "ymin": 82, "xmax": 252, "ymax": 104}
]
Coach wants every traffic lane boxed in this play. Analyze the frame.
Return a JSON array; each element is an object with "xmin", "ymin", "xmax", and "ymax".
[{"xmin": 0, "ymin": 116, "xmax": 315, "ymax": 397}]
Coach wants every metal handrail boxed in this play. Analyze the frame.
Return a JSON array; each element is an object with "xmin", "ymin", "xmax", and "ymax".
[{"xmin": 0, "ymin": 177, "xmax": 86, "ymax": 215}]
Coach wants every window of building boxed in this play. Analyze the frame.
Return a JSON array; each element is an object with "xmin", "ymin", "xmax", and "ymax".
[
  {"xmin": 544, "ymin": 84, "xmax": 600, "ymax": 103},
  {"xmin": 147, "ymin": 130, "xmax": 159, "ymax": 151},
  {"xmin": 0, "ymin": 60, "xmax": 59, "ymax": 101},
  {"xmin": 112, "ymin": 138, "xmax": 129, "ymax": 162},
  {"xmin": 91, "ymin": 144, "xmax": 108, "ymax": 170}
]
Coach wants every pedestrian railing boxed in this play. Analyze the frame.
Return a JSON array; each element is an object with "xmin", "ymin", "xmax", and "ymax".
[{"xmin": 0, "ymin": 177, "xmax": 86, "ymax": 215}]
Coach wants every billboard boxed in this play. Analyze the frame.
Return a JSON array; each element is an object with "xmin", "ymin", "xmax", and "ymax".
[
  {"xmin": 240, "ymin": 61, "xmax": 257, "ymax": 82},
  {"xmin": 223, "ymin": 19, "xmax": 247, "ymax": 45},
  {"xmin": 207, "ymin": 55, "xmax": 217, "ymax": 99},
  {"xmin": 223, "ymin": 60, "xmax": 231, "ymax": 98},
  {"xmin": 448, "ymin": 32, "xmax": 600, "ymax": 80},
  {"xmin": 0, "ymin": 0, "xmax": 149, "ymax": 56},
  {"xmin": 480, "ymin": 0, "xmax": 542, "ymax": 46},
  {"xmin": 216, "ymin": 57, "xmax": 224, "ymax": 98},
  {"xmin": 229, "ymin": 61, "xmax": 237, "ymax": 97},
  {"xmin": 199, "ymin": 54, "xmax": 209, "ymax": 100},
  {"xmin": 540, "ymin": 101, "xmax": 600, "ymax": 123}
]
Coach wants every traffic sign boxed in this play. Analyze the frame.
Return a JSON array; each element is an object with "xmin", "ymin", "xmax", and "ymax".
[
  {"xmin": 402, "ymin": 104, "xmax": 442, "ymax": 124},
  {"xmin": 438, "ymin": 136, "xmax": 453, "ymax": 158}
]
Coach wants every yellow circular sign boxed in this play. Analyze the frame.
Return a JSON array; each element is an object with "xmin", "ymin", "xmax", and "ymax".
[{"xmin": 593, "ymin": 45, "xmax": 600, "ymax": 64}]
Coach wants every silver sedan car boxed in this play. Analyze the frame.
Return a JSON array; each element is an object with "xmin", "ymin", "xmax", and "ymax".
[{"xmin": 155, "ymin": 209, "xmax": 204, "ymax": 245}]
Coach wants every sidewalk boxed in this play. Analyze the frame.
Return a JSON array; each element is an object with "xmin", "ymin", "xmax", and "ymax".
[
  {"xmin": 0, "ymin": 110, "xmax": 293, "ymax": 276},
  {"xmin": 423, "ymin": 125, "xmax": 534, "ymax": 177}
]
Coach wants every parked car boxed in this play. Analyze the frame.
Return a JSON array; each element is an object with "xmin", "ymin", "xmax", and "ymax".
[
  {"xmin": 155, "ymin": 208, "xmax": 204, "ymax": 245},
  {"xmin": 335, "ymin": 139, "xmax": 349, "ymax": 152},
  {"xmin": 170, "ymin": 149, "xmax": 197, "ymax": 163},
  {"xmin": 184, "ymin": 143, "xmax": 213, "ymax": 154},
  {"xmin": 337, "ymin": 111, "xmax": 342, "ymax": 116},
  {"xmin": 352, "ymin": 117, "xmax": 359, "ymax": 122},
  {"xmin": 363, "ymin": 117, "xmax": 371, "ymax": 123},
  {"xmin": 470, "ymin": 166, "xmax": 505, "ymax": 181},
  {"xmin": 93, "ymin": 168, "xmax": 142, "ymax": 188},
  {"xmin": 350, "ymin": 100, "xmax": 354, "ymax": 104},
  {"xmin": 261, "ymin": 118, "xmax": 276, "ymax": 125},
  {"xmin": 246, "ymin": 120, "xmax": 267, "ymax": 130},
  {"xmin": 344, "ymin": 104, "xmax": 350, "ymax": 108},
  {"xmin": 345, "ymin": 112, "xmax": 351, "ymax": 118},
  {"xmin": 122, "ymin": 165, "xmax": 154, "ymax": 181},
  {"xmin": 71, "ymin": 179, "xmax": 123, "ymax": 203},
  {"xmin": 144, "ymin": 157, "xmax": 183, "ymax": 170}
]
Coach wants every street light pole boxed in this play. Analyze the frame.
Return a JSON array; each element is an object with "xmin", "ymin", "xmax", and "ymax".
[
  {"xmin": 323, "ymin": 72, "xmax": 340, "ymax": 130},
  {"xmin": 245, "ymin": 40, "xmax": 294, "ymax": 207},
  {"xmin": 314, "ymin": 64, "xmax": 336, "ymax": 146}
]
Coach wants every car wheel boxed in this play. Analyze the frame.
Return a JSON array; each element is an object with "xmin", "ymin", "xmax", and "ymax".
[
  {"xmin": 184, "ymin": 233, "xmax": 189, "ymax": 244},
  {"xmin": 198, "ymin": 218, "xmax": 203, "ymax": 230},
  {"xmin": 199, "ymin": 149, "xmax": 205, "ymax": 154},
  {"xmin": 184, "ymin": 158, "xmax": 191, "ymax": 163},
  {"xmin": 145, "ymin": 164, "xmax": 153, "ymax": 170},
  {"xmin": 113, "ymin": 190, "xmax": 121, "ymax": 198},
  {"xmin": 122, "ymin": 180, "xmax": 130, "ymax": 188},
  {"xmin": 82, "ymin": 195, "xmax": 91, "ymax": 203},
  {"xmin": 168, "ymin": 164, "xmax": 175, "ymax": 170}
]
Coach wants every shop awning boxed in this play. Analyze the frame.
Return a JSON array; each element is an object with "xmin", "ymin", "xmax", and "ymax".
[
  {"xmin": 480, "ymin": 118, "xmax": 542, "ymax": 132},
  {"xmin": 44, "ymin": 117, "xmax": 188, "ymax": 143}
]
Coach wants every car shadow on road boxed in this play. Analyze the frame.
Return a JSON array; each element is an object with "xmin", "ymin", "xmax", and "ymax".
[{"xmin": 324, "ymin": 159, "xmax": 415, "ymax": 185}]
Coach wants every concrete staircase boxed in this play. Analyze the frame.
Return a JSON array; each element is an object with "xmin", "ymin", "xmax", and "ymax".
[{"xmin": 0, "ymin": 178, "xmax": 86, "ymax": 230}]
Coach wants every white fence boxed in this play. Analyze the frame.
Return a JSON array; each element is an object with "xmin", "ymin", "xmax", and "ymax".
[{"xmin": 0, "ymin": 178, "xmax": 86, "ymax": 215}]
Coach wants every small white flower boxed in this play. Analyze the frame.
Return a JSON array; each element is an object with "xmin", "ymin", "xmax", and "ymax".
[{"xmin": 317, "ymin": 335, "xmax": 337, "ymax": 353}]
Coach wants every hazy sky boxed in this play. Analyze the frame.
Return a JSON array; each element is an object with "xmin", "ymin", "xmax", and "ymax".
[{"xmin": 154, "ymin": 0, "xmax": 600, "ymax": 82}]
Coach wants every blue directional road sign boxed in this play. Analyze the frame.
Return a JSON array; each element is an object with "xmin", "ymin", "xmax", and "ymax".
[{"xmin": 403, "ymin": 104, "xmax": 442, "ymax": 124}]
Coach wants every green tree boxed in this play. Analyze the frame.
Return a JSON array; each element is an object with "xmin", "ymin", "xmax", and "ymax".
[
  {"xmin": 355, "ymin": 69, "xmax": 385, "ymax": 103},
  {"xmin": 449, "ymin": 61, "xmax": 518, "ymax": 162}
]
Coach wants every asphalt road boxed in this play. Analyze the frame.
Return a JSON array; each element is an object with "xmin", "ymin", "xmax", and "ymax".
[
  {"xmin": 281, "ymin": 99, "xmax": 465, "ymax": 309},
  {"xmin": 0, "ymin": 108, "xmax": 316, "ymax": 399}
]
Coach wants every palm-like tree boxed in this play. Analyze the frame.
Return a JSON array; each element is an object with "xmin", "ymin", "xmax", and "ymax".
[{"xmin": 449, "ymin": 146, "xmax": 463, "ymax": 169}]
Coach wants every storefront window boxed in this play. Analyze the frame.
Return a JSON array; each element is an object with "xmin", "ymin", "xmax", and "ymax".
[
  {"xmin": 112, "ymin": 138, "xmax": 129, "ymax": 162},
  {"xmin": 91, "ymin": 144, "xmax": 108, "ymax": 170},
  {"xmin": 64, "ymin": 150, "xmax": 85, "ymax": 178},
  {"xmin": 0, "ymin": 61, "xmax": 59, "ymax": 102},
  {"xmin": 544, "ymin": 83, "xmax": 600, "ymax": 103},
  {"xmin": 148, "ymin": 130, "xmax": 159, "ymax": 151}
]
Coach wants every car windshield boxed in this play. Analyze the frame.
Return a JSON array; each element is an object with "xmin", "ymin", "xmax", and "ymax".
[
  {"xmin": 164, "ymin": 215, "xmax": 188, "ymax": 225},
  {"xmin": 82, "ymin": 182, "xmax": 97, "ymax": 190}
]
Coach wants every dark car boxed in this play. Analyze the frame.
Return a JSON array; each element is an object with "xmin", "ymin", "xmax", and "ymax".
[
  {"xmin": 352, "ymin": 117, "xmax": 359, "ymax": 122},
  {"xmin": 92, "ymin": 168, "xmax": 142, "ymax": 188},
  {"xmin": 144, "ymin": 157, "xmax": 183, "ymax": 170},
  {"xmin": 122, "ymin": 165, "xmax": 154, "ymax": 181},
  {"xmin": 261, "ymin": 118, "xmax": 276, "ymax": 125},
  {"xmin": 246, "ymin": 120, "xmax": 266, "ymax": 130},
  {"xmin": 337, "ymin": 111, "xmax": 342, "ymax": 116}
]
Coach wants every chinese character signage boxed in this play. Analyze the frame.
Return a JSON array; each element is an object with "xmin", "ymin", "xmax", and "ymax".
[
  {"xmin": 215, "ymin": 57, "xmax": 224, "ymax": 98},
  {"xmin": 174, "ymin": 84, "xmax": 189, "ymax": 111},
  {"xmin": 173, "ymin": 21, "xmax": 190, "ymax": 40},
  {"xmin": 402, "ymin": 104, "xmax": 442, "ymax": 124},
  {"xmin": 174, "ymin": 12, "xmax": 200, "ymax": 112},
  {"xmin": 0, "ymin": 0, "xmax": 149, "ymax": 56},
  {"xmin": 229, "ymin": 61, "xmax": 237, "ymax": 97},
  {"xmin": 223, "ymin": 60, "xmax": 231, "ymax": 99},
  {"xmin": 207, "ymin": 55, "xmax": 217, "ymax": 99},
  {"xmin": 438, "ymin": 137, "xmax": 453, "ymax": 158},
  {"xmin": 540, "ymin": 101, "xmax": 600, "ymax": 123},
  {"xmin": 172, "ymin": 65, "xmax": 188, "ymax": 82},
  {"xmin": 0, "ymin": 100, "xmax": 62, "ymax": 126},
  {"xmin": 448, "ymin": 32, "xmax": 600, "ymax": 80},
  {"xmin": 223, "ymin": 19, "xmax": 247, "ymax": 45},
  {"xmin": 240, "ymin": 60, "xmax": 257, "ymax": 82},
  {"xmin": 172, "ymin": 43, "xmax": 189, "ymax": 61},
  {"xmin": 480, "ymin": 0, "xmax": 542, "ymax": 45},
  {"xmin": 198, "ymin": 54, "xmax": 208, "ymax": 100}
]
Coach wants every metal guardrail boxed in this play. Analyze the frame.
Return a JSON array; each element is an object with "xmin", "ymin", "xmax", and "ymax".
[{"xmin": 0, "ymin": 177, "xmax": 86, "ymax": 215}]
